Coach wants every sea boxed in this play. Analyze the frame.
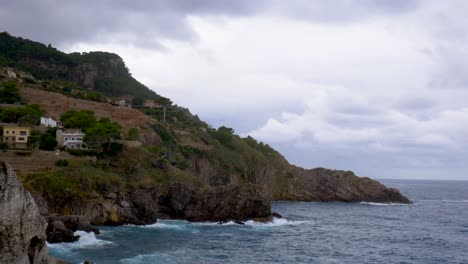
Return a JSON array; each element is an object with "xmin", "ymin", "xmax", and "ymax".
[{"xmin": 48, "ymin": 180, "xmax": 468, "ymax": 264}]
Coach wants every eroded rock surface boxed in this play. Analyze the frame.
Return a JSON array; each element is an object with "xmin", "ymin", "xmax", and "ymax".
[{"xmin": 0, "ymin": 161, "xmax": 68, "ymax": 264}]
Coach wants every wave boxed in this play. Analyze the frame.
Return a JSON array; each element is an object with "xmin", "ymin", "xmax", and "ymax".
[
  {"xmin": 359, "ymin": 202, "xmax": 409, "ymax": 206},
  {"xmin": 441, "ymin": 199, "xmax": 468, "ymax": 203},
  {"xmin": 244, "ymin": 217, "xmax": 308, "ymax": 227},
  {"xmin": 138, "ymin": 218, "xmax": 306, "ymax": 230},
  {"xmin": 120, "ymin": 252, "xmax": 179, "ymax": 264},
  {"xmin": 47, "ymin": 230, "xmax": 113, "ymax": 252}
]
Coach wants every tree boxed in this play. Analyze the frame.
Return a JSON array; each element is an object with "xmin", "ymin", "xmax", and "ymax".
[
  {"xmin": 0, "ymin": 104, "xmax": 43, "ymax": 125},
  {"xmin": 0, "ymin": 81, "xmax": 22, "ymax": 103},
  {"xmin": 39, "ymin": 128, "xmax": 58, "ymax": 150},
  {"xmin": 84, "ymin": 118, "xmax": 121, "ymax": 157},
  {"xmin": 154, "ymin": 96, "xmax": 172, "ymax": 106},
  {"xmin": 213, "ymin": 126, "xmax": 235, "ymax": 146},
  {"xmin": 60, "ymin": 110, "xmax": 97, "ymax": 131}
]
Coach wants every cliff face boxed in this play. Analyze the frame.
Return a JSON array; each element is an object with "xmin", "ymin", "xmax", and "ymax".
[
  {"xmin": 0, "ymin": 161, "xmax": 67, "ymax": 264},
  {"xmin": 39, "ymin": 183, "xmax": 271, "ymax": 227}
]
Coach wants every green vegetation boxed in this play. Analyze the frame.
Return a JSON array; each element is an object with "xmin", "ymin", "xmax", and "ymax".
[
  {"xmin": 0, "ymin": 142, "xmax": 8, "ymax": 151},
  {"xmin": 85, "ymin": 118, "xmax": 121, "ymax": 156},
  {"xmin": 0, "ymin": 81, "xmax": 22, "ymax": 104},
  {"xmin": 0, "ymin": 104, "xmax": 43, "ymax": 125},
  {"xmin": 59, "ymin": 110, "xmax": 122, "ymax": 157},
  {"xmin": 55, "ymin": 159, "xmax": 69, "ymax": 167},
  {"xmin": 38, "ymin": 128, "xmax": 58, "ymax": 150},
  {"xmin": 60, "ymin": 110, "xmax": 97, "ymax": 131},
  {"xmin": 0, "ymin": 32, "xmax": 159, "ymax": 100},
  {"xmin": 2, "ymin": 31, "xmax": 295, "ymax": 201},
  {"xmin": 127, "ymin": 127, "xmax": 140, "ymax": 140}
]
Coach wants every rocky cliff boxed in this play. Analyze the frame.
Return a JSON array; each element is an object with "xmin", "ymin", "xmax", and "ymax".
[
  {"xmin": 0, "ymin": 161, "xmax": 67, "ymax": 264},
  {"xmin": 37, "ymin": 183, "xmax": 271, "ymax": 226}
]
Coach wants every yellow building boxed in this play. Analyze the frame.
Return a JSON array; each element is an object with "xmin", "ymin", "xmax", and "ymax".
[{"xmin": 2, "ymin": 125, "xmax": 31, "ymax": 148}]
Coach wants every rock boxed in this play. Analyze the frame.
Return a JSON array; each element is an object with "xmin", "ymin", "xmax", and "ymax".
[
  {"xmin": 106, "ymin": 192, "xmax": 117, "ymax": 200},
  {"xmin": 157, "ymin": 183, "xmax": 271, "ymax": 222},
  {"xmin": 89, "ymin": 191, "xmax": 100, "ymax": 199},
  {"xmin": 0, "ymin": 161, "xmax": 69, "ymax": 263},
  {"xmin": 46, "ymin": 215, "xmax": 100, "ymax": 243},
  {"xmin": 120, "ymin": 201, "xmax": 130, "ymax": 208},
  {"xmin": 296, "ymin": 168, "xmax": 411, "ymax": 203},
  {"xmin": 46, "ymin": 220, "xmax": 79, "ymax": 243}
]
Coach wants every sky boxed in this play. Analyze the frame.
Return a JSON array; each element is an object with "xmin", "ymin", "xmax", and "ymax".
[{"xmin": 2, "ymin": 0, "xmax": 468, "ymax": 180}]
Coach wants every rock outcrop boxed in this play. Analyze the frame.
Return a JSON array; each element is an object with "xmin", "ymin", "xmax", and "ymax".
[
  {"xmin": 157, "ymin": 183, "xmax": 271, "ymax": 222},
  {"xmin": 274, "ymin": 167, "xmax": 411, "ymax": 203},
  {"xmin": 0, "ymin": 161, "xmax": 68, "ymax": 264}
]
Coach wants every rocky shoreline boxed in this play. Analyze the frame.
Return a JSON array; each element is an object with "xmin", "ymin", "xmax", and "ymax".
[{"xmin": 1, "ymin": 160, "xmax": 411, "ymax": 250}]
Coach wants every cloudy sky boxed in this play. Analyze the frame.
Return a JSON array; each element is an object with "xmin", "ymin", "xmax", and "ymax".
[{"xmin": 2, "ymin": 0, "xmax": 468, "ymax": 180}]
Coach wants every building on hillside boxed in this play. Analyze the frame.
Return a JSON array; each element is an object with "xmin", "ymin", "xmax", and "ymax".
[
  {"xmin": 1, "ymin": 124, "xmax": 31, "ymax": 148},
  {"xmin": 40, "ymin": 117, "xmax": 61, "ymax": 128},
  {"xmin": 114, "ymin": 99, "xmax": 131, "ymax": 108},
  {"xmin": 143, "ymin": 100, "xmax": 161, "ymax": 109},
  {"xmin": 56, "ymin": 129, "xmax": 85, "ymax": 149}
]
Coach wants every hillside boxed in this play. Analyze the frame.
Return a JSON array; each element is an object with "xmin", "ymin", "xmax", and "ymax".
[
  {"xmin": 0, "ymin": 33, "xmax": 410, "ymax": 230},
  {"xmin": 0, "ymin": 31, "xmax": 158, "ymax": 100}
]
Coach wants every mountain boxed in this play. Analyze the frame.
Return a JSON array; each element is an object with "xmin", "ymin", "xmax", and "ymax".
[
  {"xmin": 0, "ymin": 31, "xmax": 158, "ymax": 100},
  {"xmin": 0, "ymin": 33, "xmax": 410, "ymax": 236}
]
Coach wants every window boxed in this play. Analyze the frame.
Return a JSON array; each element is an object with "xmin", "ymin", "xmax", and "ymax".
[
  {"xmin": 6, "ymin": 131, "xmax": 9, "ymax": 134},
  {"xmin": 65, "ymin": 138, "xmax": 69, "ymax": 141},
  {"xmin": 18, "ymin": 137, "xmax": 25, "ymax": 141},
  {"xmin": 12, "ymin": 131, "xmax": 15, "ymax": 134},
  {"xmin": 72, "ymin": 138, "xmax": 75, "ymax": 140},
  {"xmin": 20, "ymin": 131, "xmax": 27, "ymax": 135}
]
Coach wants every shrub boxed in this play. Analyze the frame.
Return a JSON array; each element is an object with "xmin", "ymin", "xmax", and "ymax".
[
  {"xmin": 55, "ymin": 159, "xmax": 69, "ymax": 167},
  {"xmin": 68, "ymin": 149, "xmax": 97, "ymax": 156},
  {"xmin": 0, "ymin": 142, "xmax": 8, "ymax": 151}
]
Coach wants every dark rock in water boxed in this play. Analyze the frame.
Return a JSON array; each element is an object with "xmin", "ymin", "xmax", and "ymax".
[
  {"xmin": 46, "ymin": 219, "xmax": 79, "ymax": 243},
  {"xmin": 46, "ymin": 215, "xmax": 100, "ymax": 243},
  {"xmin": 157, "ymin": 183, "xmax": 271, "ymax": 222},
  {"xmin": 0, "ymin": 161, "xmax": 69, "ymax": 263},
  {"xmin": 49, "ymin": 215, "xmax": 100, "ymax": 234},
  {"xmin": 271, "ymin": 212, "xmax": 283, "ymax": 218}
]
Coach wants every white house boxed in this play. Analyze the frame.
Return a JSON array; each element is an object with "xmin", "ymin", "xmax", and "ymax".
[
  {"xmin": 40, "ymin": 117, "xmax": 60, "ymax": 128},
  {"xmin": 56, "ymin": 129, "xmax": 85, "ymax": 149}
]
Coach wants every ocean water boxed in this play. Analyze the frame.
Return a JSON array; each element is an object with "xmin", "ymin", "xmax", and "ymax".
[{"xmin": 49, "ymin": 180, "xmax": 468, "ymax": 264}]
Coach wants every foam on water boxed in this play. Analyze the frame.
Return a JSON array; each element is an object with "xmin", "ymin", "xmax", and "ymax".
[
  {"xmin": 359, "ymin": 202, "xmax": 409, "ymax": 206},
  {"xmin": 244, "ymin": 217, "xmax": 308, "ymax": 227},
  {"xmin": 142, "ymin": 220, "xmax": 193, "ymax": 231},
  {"xmin": 120, "ymin": 252, "xmax": 179, "ymax": 264},
  {"xmin": 47, "ymin": 230, "xmax": 113, "ymax": 253}
]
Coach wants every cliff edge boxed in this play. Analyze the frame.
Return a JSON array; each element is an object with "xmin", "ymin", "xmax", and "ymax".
[{"xmin": 0, "ymin": 161, "xmax": 67, "ymax": 264}]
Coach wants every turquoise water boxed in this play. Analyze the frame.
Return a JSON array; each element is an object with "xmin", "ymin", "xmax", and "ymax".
[{"xmin": 49, "ymin": 180, "xmax": 468, "ymax": 264}]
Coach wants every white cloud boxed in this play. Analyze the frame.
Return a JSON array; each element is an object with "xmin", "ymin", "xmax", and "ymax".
[{"xmin": 63, "ymin": 1, "xmax": 468, "ymax": 179}]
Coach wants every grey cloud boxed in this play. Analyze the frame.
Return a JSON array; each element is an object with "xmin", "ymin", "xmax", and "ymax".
[{"xmin": 1, "ymin": 0, "xmax": 420, "ymax": 48}]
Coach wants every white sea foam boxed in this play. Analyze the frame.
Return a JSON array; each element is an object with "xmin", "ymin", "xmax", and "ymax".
[
  {"xmin": 120, "ymin": 252, "xmax": 179, "ymax": 264},
  {"xmin": 192, "ymin": 221, "xmax": 238, "ymax": 226},
  {"xmin": 47, "ymin": 231, "xmax": 113, "ymax": 252},
  {"xmin": 359, "ymin": 202, "xmax": 408, "ymax": 206},
  {"xmin": 441, "ymin": 199, "xmax": 468, "ymax": 203},
  {"xmin": 142, "ymin": 221, "xmax": 193, "ymax": 231},
  {"xmin": 245, "ymin": 217, "xmax": 307, "ymax": 227}
]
